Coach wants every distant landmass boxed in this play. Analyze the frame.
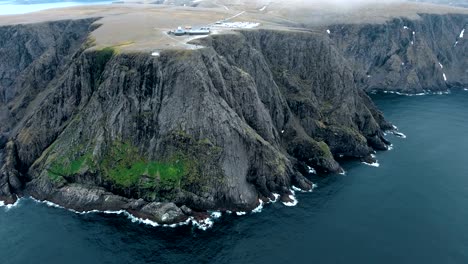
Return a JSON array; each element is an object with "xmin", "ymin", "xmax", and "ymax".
[{"xmin": 412, "ymin": 0, "xmax": 468, "ymax": 8}]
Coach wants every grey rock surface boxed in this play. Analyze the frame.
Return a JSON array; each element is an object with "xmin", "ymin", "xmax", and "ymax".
[{"xmin": 0, "ymin": 13, "xmax": 466, "ymax": 223}]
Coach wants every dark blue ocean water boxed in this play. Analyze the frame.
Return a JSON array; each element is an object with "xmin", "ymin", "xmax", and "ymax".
[{"xmin": 1, "ymin": 90, "xmax": 468, "ymax": 264}]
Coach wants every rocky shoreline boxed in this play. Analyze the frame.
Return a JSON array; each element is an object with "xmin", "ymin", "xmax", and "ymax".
[{"xmin": 0, "ymin": 11, "xmax": 466, "ymax": 227}]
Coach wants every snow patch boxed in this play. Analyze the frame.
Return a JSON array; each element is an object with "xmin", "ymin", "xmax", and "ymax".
[
  {"xmin": 460, "ymin": 29, "xmax": 465, "ymax": 38},
  {"xmin": 403, "ymin": 26, "xmax": 409, "ymax": 29},
  {"xmin": 236, "ymin": 211, "xmax": 247, "ymax": 216},
  {"xmin": 443, "ymin": 73, "xmax": 447, "ymax": 82},
  {"xmin": 259, "ymin": 5, "xmax": 266, "ymax": 11},
  {"xmin": 151, "ymin": 52, "xmax": 160, "ymax": 57},
  {"xmin": 307, "ymin": 166, "xmax": 316, "ymax": 174},
  {"xmin": 326, "ymin": 29, "xmax": 331, "ymax": 34},
  {"xmin": 438, "ymin": 62, "xmax": 443, "ymax": 69}
]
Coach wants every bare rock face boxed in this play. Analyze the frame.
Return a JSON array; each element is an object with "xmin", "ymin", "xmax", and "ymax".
[
  {"xmin": 0, "ymin": 13, "xmax": 465, "ymax": 224},
  {"xmin": 139, "ymin": 202, "xmax": 187, "ymax": 224},
  {"xmin": 328, "ymin": 14, "xmax": 467, "ymax": 93}
]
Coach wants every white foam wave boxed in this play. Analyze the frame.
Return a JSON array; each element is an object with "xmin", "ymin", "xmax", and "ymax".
[
  {"xmin": 29, "ymin": 197, "xmax": 219, "ymax": 229},
  {"xmin": 307, "ymin": 166, "xmax": 316, "ymax": 174},
  {"xmin": 251, "ymin": 200, "xmax": 264, "ymax": 213},
  {"xmin": 282, "ymin": 193, "xmax": 298, "ymax": 207},
  {"xmin": 235, "ymin": 211, "xmax": 247, "ymax": 216},
  {"xmin": 464, "ymin": 88, "xmax": 468, "ymax": 91},
  {"xmin": 0, "ymin": 197, "xmax": 22, "ymax": 210},
  {"xmin": 292, "ymin": 186, "xmax": 302, "ymax": 192},
  {"xmin": 270, "ymin": 193, "xmax": 280, "ymax": 203},
  {"xmin": 362, "ymin": 161, "xmax": 380, "ymax": 167},
  {"xmin": 378, "ymin": 90, "xmax": 450, "ymax": 97},
  {"xmin": 292, "ymin": 184, "xmax": 316, "ymax": 193},
  {"xmin": 192, "ymin": 217, "xmax": 214, "ymax": 230},
  {"xmin": 387, "ymin": 144, "xmax": 394, "ymax": 150},
  {"xmin": 393, "ymin": 131, "xmax": 407, "ymax": 139},
  {"xmin": 210, "ymin": 211, "xmax": 222, "ymax": 219}
]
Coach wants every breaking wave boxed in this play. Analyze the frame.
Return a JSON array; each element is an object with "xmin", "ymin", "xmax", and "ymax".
[
  {"xmin": 362, "ymin": 161, "xmax": 380, "ymax": 167},
  {"xmin": 0, "ymin": 197, "xmax": 22, "ymax": 210},
  {"xmin": 371, "ymin": 90, "xmax": 451, "ymax": 96}
]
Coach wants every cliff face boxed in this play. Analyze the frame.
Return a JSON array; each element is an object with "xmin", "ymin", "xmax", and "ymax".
[
  {"xmin": 0, "ymin": 18, "xmax": 98, "ymax": 204},
  {"xmin": 0, "ymin": 13, "xmax": 465, "ymax": 223},
  {"xmin": 328, "ymin": 14, "xmax": 467, "ymax": 93}
]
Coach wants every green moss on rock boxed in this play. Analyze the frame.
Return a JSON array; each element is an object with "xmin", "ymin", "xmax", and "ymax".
[{"xmin": 101, "ymin": 141, "xmax": 186, "ymax": 188}]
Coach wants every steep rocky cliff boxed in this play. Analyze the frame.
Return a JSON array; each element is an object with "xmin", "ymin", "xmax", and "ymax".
[
  {"xmin": 328, "ymin": 14, "xmax": 467, "ymax": 93},
  {"xmin": 0, "ymin": 12, "xmax": 466, "ymax": 224}
]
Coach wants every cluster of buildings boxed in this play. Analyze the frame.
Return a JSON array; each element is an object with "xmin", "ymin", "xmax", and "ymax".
[{"xmin": 169, "ymin": 26, "xmax": 211, "ymax": 36}]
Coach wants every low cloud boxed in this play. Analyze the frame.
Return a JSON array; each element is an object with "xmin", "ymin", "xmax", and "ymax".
[{"xmin": 261, "ymin": 0, "xmax": 407, "ymax": 9}]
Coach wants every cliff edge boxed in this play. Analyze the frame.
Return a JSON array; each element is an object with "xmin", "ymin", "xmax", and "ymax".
[{"xmin": 0, "ymin": 7, "xmax": 466, "ymax": 225}]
